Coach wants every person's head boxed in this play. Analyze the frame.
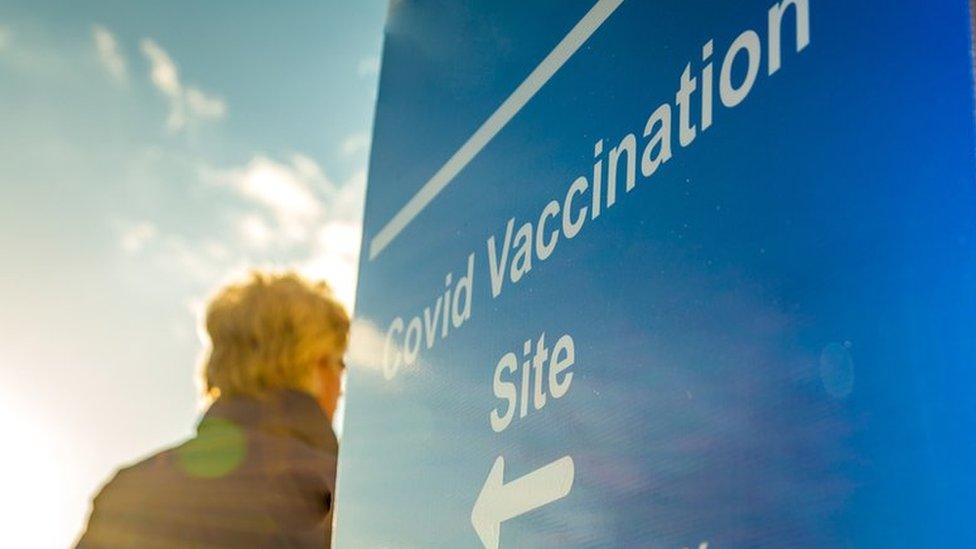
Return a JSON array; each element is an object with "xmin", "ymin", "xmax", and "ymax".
[{"xmin": 201, "ymin": 271, "xmax": 350, "ymax": 419}]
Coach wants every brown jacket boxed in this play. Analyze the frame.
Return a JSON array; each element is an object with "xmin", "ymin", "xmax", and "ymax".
[{"xmin": 77, "ymin": 390, "xmax": 338, "ymax": 547}]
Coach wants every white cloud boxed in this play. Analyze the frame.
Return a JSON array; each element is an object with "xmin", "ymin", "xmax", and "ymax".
[
  {"xmin": 118, "ymin": 146, "xmax": 367, "ymax": 333},
  {"xmin": 140, "ymin": 39, "xmax": 179, "ymax": 96},
  {"xmin": 356, "ymin": 55, "xmax": 380, "ymax": 78},
  {"xmin": 332, "ymin": 169, "xmax": 367, "ymax": 224},
  {"xmin": 185, "ymin": 86, "xmax": 226, "ymax": 119},
  {"xmin": 118, "ymin": 221, "xmax": 157, "ymax": 254},
  {"xmin": 202, "ymin": 155, "xmax": 327, "ymax": 243},
  {"xmin": 154, "ymin": 236, "xmax": 231, "ymax": 285},
  {"xmin": 0, "ymin": 26, "xmax": 10, "ymax": 51},
  {"xmin": 113, "ymin": 216, "xmax": 236, "ymax": 288},
  {"xmin": 291, "ymin": 153, "xmax": 324, "ymax": 181},
  {"xmin": 201, "ymin": 152, "xmax": 366, "ymax": 311},
  {"xmin": 300, "ymin": 221, "xmax": 362, "ymax": 312},
  {"xmin": 237, "ymin": 213, "xmax": 274, "ymax": 249},
  {"xmin": 346, "ymin": 318, "xmax": 426, "ymax": 379},
  {"xmin": 340, "ymin": 132, "xmax": 371, "ymax": 158},
  {"xmin": 299, "ymin": 168, "xmax": 368, "ymax": 312},
  {"xmin": 92, "ymin": 25, "xmax": 126, "ymax": 82},
  {"xmin": 140, "ymin": 38, "xmax": 226, "ymax": 131},
  {"xmin": 346, "ymin": 319, "xmax": 392, "ymax": 374},
  {"xmin": 301, "ymin": 170, "xmax": 367, "ymax": 312}
]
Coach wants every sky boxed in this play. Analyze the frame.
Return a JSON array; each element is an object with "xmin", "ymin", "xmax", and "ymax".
[{"xmin": 0, "ymin": 1, "xmax": 387, "ymax": 546}]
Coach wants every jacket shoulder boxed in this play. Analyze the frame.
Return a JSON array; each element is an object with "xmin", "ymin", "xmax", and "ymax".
[{"xmin": 74, "ymin": 448, "xmax": 181, "ymax": 548}]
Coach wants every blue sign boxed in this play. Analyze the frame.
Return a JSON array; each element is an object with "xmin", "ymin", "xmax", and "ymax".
[{"xmin": 336, "ymin": 0, "xmax": 976, "ymax": 546}]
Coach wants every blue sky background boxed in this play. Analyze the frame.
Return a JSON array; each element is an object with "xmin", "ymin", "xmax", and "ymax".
[{"xmin": 0, "ymin": 2, "xmax": 386, "ymax": 545}]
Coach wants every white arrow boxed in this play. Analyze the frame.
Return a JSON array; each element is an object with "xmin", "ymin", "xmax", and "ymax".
[{"xmin": 470, "ymin": 455, "xmax": 575, "ymax": 549}]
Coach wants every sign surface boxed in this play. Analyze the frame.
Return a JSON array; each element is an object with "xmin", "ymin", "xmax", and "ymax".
[{"xmin": 336, "ymin": 1, "xmax": 976, "ymax": 546}]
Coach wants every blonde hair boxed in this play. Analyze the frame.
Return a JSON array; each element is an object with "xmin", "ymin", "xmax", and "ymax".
[{"xmin": 201, "ymin": 271, "xmax": 349, "ymax": 400}]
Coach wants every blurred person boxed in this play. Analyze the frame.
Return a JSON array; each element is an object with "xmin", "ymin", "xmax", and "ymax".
[{"xmin": 77, "ymin": 272, "xmax": 349, "ymax": 548}]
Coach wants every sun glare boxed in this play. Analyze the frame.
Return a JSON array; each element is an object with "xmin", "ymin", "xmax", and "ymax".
[{"xmin": 0, "ymin": 395, "xmax": 73, "ymax": 548}]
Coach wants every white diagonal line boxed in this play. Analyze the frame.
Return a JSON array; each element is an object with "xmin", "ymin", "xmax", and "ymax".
[{"xmin": 368, "ymin": 0, "xmax": 625, "ymax": 261}]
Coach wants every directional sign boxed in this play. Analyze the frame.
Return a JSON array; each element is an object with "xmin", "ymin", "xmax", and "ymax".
[
  {"xmin": 471, "ymin": 456, "xmax": 575, "ymax": 549},
  {"xmin": 336, "ymin": 0, "xmax": 976, "ymax": 546}
]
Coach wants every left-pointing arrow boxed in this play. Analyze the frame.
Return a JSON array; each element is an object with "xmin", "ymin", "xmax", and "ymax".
[{"xmin": 470, "ymin": 455, "xmax": 575, "ymax": 549}]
